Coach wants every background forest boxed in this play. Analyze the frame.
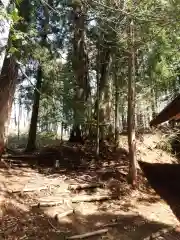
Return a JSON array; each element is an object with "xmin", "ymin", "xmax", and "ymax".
[
  {"xmin": 2, "ymin": 1, "xmax": 180, "ymax": 239},
  {"xmin": 1, "ymin": 0, "xmax": 180, "ymax": 184}
]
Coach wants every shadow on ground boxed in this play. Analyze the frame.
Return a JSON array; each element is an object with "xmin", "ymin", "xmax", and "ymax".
[
  {"xmin": 139, "ymin": 161, "xmax": 180, "ymax": 222},
  {"xmin": 3, "ymin": 141, "xmax": 135, "ymax": 199},
  {"xmin": 0, "ymin": 188, "xmax": 177, "ymax": 240},
  {"xmin": 1, "ymin": 141, "xmax": 180, "ymax": 239}
]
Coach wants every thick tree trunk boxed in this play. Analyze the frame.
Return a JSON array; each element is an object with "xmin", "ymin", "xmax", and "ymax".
[
  {"xmin": 25, "ymin": 3, "xmax": 49, "ymax": 151},
  {"xmin": 0, "ymin": 56, "xmax": 18, "ymax": 156},
  {"xmin": 69, "ymin": 124, "xmax": 83, "ymax": 143},
  {"xmin": 25, "ymin": 66, "xmax": 42, "ymax": 152},
  {"xmin": 127, "ymin": 17, "xmax": 137, "ymax": 186},
  {"xmin": 0, "ymin": 1, "xmax": 11, "ymax": 74},
  {"xmin": 97, "ymin": 47, "xmax": 113, "ymax": 140},
  {"xmin": 71, "ymin": 2, "xmax": 90, "ymax": 134}
]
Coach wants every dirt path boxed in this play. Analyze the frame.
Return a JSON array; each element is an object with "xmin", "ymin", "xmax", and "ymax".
[{"xmin": 0, "ymin": 134, "xmax": 180, "ymax": 239}]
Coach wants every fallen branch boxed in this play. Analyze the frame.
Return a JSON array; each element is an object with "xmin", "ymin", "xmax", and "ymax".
[
  {"xmin": 68, "ymin": 183, "xmax": 104, "ymax": 191},
  {"xmin": 102, "ymin": 222, "xmax": 121, "ymax": 228},
  {"xmin": 67, "ymin": 228, "xmax": 108, "ymax": 239},
  {"xmin": 6, "ymin": 154, "xmax": 37, "ymax": 159},
  {"xmin": 32, "ymin": 195, "xmax": 114, "ymax": 208},
  {"xmin": 48, "ymin": 219, "xmax": 59, "ymax": 231},
  {"xmin": 2, "ymin": 159, "xmax": 22, "ymax": 165},
  {"xmin": 32, "ymin": 200, "xmax": 63, "ymax": 208},
  {"xmin": 12, "ymin": 186, "xmax": 48, "ymax": 193},
  {"xmin": 55, "ymin": 209, "xmax": 74, "ymax": 221},
  {"xmin": 71, "ymin": 195, "xmax": 113, "ymax": 203},
  {"xmin": 12, "ymin": 163, "xmax": 29, "ymax": 168}
]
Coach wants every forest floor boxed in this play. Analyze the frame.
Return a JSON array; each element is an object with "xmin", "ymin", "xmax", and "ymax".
[{"xmin": 1, "ymin": 133, "xmax": 180, "ymax": 239}]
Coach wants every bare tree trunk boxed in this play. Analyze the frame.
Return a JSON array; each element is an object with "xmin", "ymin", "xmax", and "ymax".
[
  {"xmin": 61, "ymin": 122, "xmax": 63, "ymax": 141},
  {"xmin": 121, "ymin": 110, "xmax": 125, "ymax": 131},
  {"xmin": 114, "ymin": 65, "xmax": 119, "ymax": 147},
  {"xmin": 25, "ymin": 66, "xmax": 42, "ymax": 152},
  {"xmin": 25, "ymin": 3, "xmax": 49, "ymax": 152},
  {"xmin": 96, "ymin": 39, "xmax": 100, "ymax": 156},
  {"xmin": 0, "ymin": 56, "xmax": 18, "ymax": 156},
  {"xmin": 0, "ymin": 1, "xmax": 11, "ymax": 74},
  {"xmin": 71, "ymin": 1, "xmax": 90, "ymax": 139},
  {"xmin": 98, "ymin": 48, "xmax": 113, "ymax": 141},
  {"xmin": 127, "ymin": 16, "xmax": 137, "ymax": 186},
  {"xmin": 17, "ymin": 96, "xmax": 22, "ymax": 140},
  {"xmin": 151, "ymin": 86, "xmax": 156, "ymax": 119}
]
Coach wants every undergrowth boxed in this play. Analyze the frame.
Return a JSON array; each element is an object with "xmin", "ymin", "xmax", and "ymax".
[{"xmin": 155, "ymin": 128, "xmax": 180, "ymax": 155}]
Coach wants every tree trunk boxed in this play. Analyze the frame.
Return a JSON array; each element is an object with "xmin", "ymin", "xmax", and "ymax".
[
  {"xmin": 17, "ymin": 96, "xmax": 22, "ymax": 140},
  {"xmin": 25, "ymin": 3, "xmax": 49, "ymax": 152},
  {"xmin": 0, "ymin": 56, "xmax": 18, "ymax": 156},
  {"xmin": 121, "ymin": 110, "xmax": 125, "ymax": 131},
  {"xmin": 0, "ymin": 1, "xmax": 11, "ymax": 74},
  {"xmin": 114, "ymin": 65, "xmax": 119, "ymax": 147},
  {"xmin": 61, "ymin": 122, "xmax": 63, "ymax": 141},
  {"xmin": 151, "ymin": 85, "xmax": 157, "ymax": 119},
  {"xmin": 71, "ymin": 1, "xmax": 90, "ymax": 137},
  {"xmin": 69, "ymin": 124, "xmax": 83, "ymax": 143},
  {"xmin": 96, "ymin": 46, "xmax": 113, "ymax": 141},
  {"xmin": 25, "ymin": 66, "xmax": 42, "ymax": 152},
  {"xmin": 127, "ymin": 17, "xmax": 137, "ymax": 186},
  {"xmin": 96, "ymin": 39, "xmax": 100, "ymax": 156}
]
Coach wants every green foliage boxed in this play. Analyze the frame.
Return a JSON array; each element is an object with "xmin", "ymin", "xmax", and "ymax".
[
  {"xmin": 15, "ymin": 0, "xmax": 23, "ymax": 6},
  {"xmin": 38, "ymin": 131, "xmax": 57, "ymax": 141},
  {"xmin": 8, "ymin": 46, "xmax": 18, "ymax": 54},
  {"xmin": 8, "ymin": 0, "xmax": 180, "ymax": 137},
  {"xmin": 10, "ymin": 7, "xmax": 22, "ymax": 22}
]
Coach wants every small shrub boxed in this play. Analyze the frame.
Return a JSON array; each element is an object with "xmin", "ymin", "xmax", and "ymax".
[
  {"xmin": 156, "ymin": 130, "xmax": 180, "ymax": 155},
  {"xmin": 155, "ymin": 139, "xmax": 172, "ymax": 152}
]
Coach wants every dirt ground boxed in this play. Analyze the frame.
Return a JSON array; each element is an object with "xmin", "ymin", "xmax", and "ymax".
[{"xmin": 1, "ymin": 133, "xmax": 180, "ymax": 240}]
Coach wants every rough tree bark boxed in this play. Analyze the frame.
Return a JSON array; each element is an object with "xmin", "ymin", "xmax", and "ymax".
[
  {"xmin": 70, "ymin": 1, "xmax": 90, "ymax": 142},
  {"xmin": 114, "ymin": 63, "xmax": 119, "ymax": 147},
  {"xmin": 151, "ymin": 80, "xmax": 157, "ymax": 119},
  {"xmin": 96, "ymin": 39, "xmax": 100, "ymax": 156},
  {"xmin": 0, "ymin": 57, "xmax": 18, "ymax": 156},
  {"xmin": 25, "ymin": 2, "xmax": 49, "ymax": 152},
  {"xmin": 127, "ymin": 16, "xmax": 137, "ymax": 186},
  {"xmin": 17, "ymin": 96, "xmax": 22, "ymax": 140},
  {"xmin": 25, "ymin": 66, "xmax": 42, "ymax": 152},
  {"xmin": 98, "ymin": 45, "xmax": 113, "ymax": 141},
  {"xmin": 0, "ymin": 0, "xmax": 11, "ymax": 74}
]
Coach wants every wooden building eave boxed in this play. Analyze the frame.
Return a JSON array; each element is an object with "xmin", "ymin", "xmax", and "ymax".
[{"xmin": 150, "ymin": 94, "xmax": 180, "ymax": 127}]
